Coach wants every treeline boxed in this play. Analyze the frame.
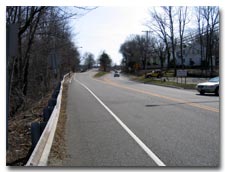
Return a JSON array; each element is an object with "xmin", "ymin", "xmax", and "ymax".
[
  {"xmin": 119, "ymin": 6, "xmax": 219, "ymax": 75},
  {"xmin": 7, "ymin": 7, "xmax": 81, "ymax": 116},
  {"xmin": 82, "ymin": 51, "xmax": 112, "ymax": 72}
]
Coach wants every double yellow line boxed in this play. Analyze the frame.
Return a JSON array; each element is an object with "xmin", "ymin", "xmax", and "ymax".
[{"xmin": 99, "ymin": 77, "xmax": 219, "ymax": 113}]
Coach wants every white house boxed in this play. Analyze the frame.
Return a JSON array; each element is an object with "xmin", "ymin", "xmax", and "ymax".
[
  {"xmin": 145, "ymin": 41, "xmax": 217, "ymax": 69},
  {"xmin": 175, "ymin": 42, "xmax": 216, "ymax": 67}
]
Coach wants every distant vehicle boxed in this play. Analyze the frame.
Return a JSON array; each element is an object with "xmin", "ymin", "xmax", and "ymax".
[
  {"xmin": 80, "ymin": 68, "xmax": 86, "ymax": 72},
  {"xmin": 145, "ymin": 70, "xmax": 163, "ymax": 78},
  {"xmin": 196, "ymin": 77, "xmax": 219, "ymax": 96},
  {"xmin": 114, "ymin": 71, "xmax": 120, "ymax": 77}
]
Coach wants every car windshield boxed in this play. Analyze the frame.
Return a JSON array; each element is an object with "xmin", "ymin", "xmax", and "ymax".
[{"xmin": 208, "ymin": 77, "xmax": 219, "ymax": 82}]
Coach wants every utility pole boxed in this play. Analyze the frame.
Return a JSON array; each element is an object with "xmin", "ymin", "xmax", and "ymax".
[{"xmin": 142, "ymin": 30, "xmax": 151, "ymax": 71}]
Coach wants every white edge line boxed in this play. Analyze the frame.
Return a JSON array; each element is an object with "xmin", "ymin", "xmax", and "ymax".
[{"xmin": 75, "ymin": 79, "xmax": 166, "ymax": 167}]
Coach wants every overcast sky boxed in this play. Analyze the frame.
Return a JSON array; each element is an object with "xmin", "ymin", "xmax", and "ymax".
[{"xmin": 72, "ymin": 6, "xmax": 150, "ymax": 65}]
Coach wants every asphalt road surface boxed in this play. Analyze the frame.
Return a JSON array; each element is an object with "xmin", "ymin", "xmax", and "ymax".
[{"xmin": 62, "ymin": 70, "xmax": 219, "ymax": 167}]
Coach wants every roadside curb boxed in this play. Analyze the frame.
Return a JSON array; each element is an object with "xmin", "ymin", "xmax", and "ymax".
[{"xmin": 26, "ymin": 73, "xmax": 69, "ymax": 166}]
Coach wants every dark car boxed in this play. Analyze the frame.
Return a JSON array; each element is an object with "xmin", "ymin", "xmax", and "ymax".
[
  {"xmin": 80, "ymin": 68, "xmax": 86, "ymax": 72},
  {"xmin": 114, "ymin": 71, "xmax": 120, "ymax": 77}
]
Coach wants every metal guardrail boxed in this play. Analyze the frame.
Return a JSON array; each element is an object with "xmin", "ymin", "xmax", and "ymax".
[{"xmin": 26, "ymin": 73, "xmax": 69, "ymax": 166}]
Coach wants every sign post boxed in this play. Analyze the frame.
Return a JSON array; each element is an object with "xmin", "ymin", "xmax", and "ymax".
[{"xmin": 176, "ymin": 70, "xmax": 187, "ymax": 84}]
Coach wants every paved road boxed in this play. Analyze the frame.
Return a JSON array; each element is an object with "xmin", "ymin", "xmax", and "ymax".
[{"xmin": 62, "ymin": 70, "xmax": 219, "ymax": 167}]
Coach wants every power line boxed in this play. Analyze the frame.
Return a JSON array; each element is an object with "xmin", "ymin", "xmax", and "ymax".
[{"xmin": 177, "ymin": 25, "xmax": 219, "ymax": 44}]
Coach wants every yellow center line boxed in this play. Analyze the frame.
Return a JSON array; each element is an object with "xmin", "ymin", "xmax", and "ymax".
[{"xmin": 94, "ymin": 76, "xmax": 219, "ymax": 113}]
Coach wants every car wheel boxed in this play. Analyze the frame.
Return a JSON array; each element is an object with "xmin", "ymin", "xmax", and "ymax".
[
  {"xmin": 200, "ymin": 91, "xmax": 205, "ymax": 95},
  {"xmin": 215, "ymin": 87, "xmax": 219, "ymax": 96}
]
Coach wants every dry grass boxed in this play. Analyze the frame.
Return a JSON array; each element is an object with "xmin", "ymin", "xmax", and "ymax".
[
  {"xmin": 94, "ymin": 71, "xmax": 109, "ymax": 77},
  {"xmin": 6, "ymin": 92, "xmax": 52, "ymax": 166}
]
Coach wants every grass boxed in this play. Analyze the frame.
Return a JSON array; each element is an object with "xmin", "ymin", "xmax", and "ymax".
[
  {"xmin": 94, "ymin": 71, "xmax": 109, "ymax": 78},
  {"xmin": 133, "ymin": 75, "xmax": 196, "ymax": 89}
]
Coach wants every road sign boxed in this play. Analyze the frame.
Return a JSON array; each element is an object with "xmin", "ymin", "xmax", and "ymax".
[{"xmin": 176, "ymin": 70, "xmax": 187, "ymax": 77}]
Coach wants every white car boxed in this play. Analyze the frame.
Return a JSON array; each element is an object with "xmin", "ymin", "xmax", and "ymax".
[{"xmin": 196, "ymin": 77, "xmax": 219, "ymax": 96}]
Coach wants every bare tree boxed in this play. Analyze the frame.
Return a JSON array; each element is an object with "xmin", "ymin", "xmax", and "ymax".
[
  {"xmin": 6, "ymin": 6, "xmax": 89, "ymax": 116},
  {"xmin": 155, "ymin": 41, "xmax": 166, "ymax": 69},
  {"xmin": 178, "ymin": 6, "xmax": 189, "ymax": 69},
  {"xmin": 194, "ymin": 6, "xmax": 219, "ymax": 75},
  {"xmin": 7, "ymin": 6, "xmax": 47, "ymax": 115},
  {"xmin": 147, "ymin": 7, "xmax": 171, "ymax": 69},
  {"xmin": 202, "ymin": 6, "xmax": 219, "ymax": 75},
  {"xmin": 6, "ymin": 6, "xmax": 97, "ymax": 165},
  {"xmin": 164, "ymin": 6, "xmax": 176, "ymax": 74},
  {"xmin": 195, "ymin": 7, "xmax": 205, "ymax": 72},
  {"xmin": 119, "ymin": 34, "xmax": 156, "ymax": 72}
]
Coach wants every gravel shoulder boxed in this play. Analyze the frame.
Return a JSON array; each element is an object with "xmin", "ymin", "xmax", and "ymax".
[{"xmin": 47, "ymin": 75, "xmax": 71, "ymax": 166}]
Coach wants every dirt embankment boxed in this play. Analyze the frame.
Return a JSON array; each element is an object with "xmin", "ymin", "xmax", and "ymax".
[
  {"xmin": 7, "ymin": 74, "xmax": 72, "ymax": 166},
  {"xmin": 6, "ymin": 92, "xmax": 52, "ymax": 166}
]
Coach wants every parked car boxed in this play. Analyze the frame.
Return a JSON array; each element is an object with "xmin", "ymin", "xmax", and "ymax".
[
  {"xmin": 145, "ymin": 70, "xmax": 163, "ymax": 78},
  {"xmin": 196, "ymin": 76, "xmax": 219, "ymax": 96}
]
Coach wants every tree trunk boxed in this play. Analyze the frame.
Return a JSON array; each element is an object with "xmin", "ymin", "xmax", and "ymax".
[
  {"xmin": 22, "ymin": 8, "xmax": 43, "ymax": 95},
  {"xmin": 168, "ymin": 7, "xmax": 176, "ymax": 76}
]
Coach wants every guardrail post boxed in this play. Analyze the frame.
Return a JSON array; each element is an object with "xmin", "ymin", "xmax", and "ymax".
[{"xmin": 31, "ymin": 122, "xmax": 41, "ymax": 150}]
